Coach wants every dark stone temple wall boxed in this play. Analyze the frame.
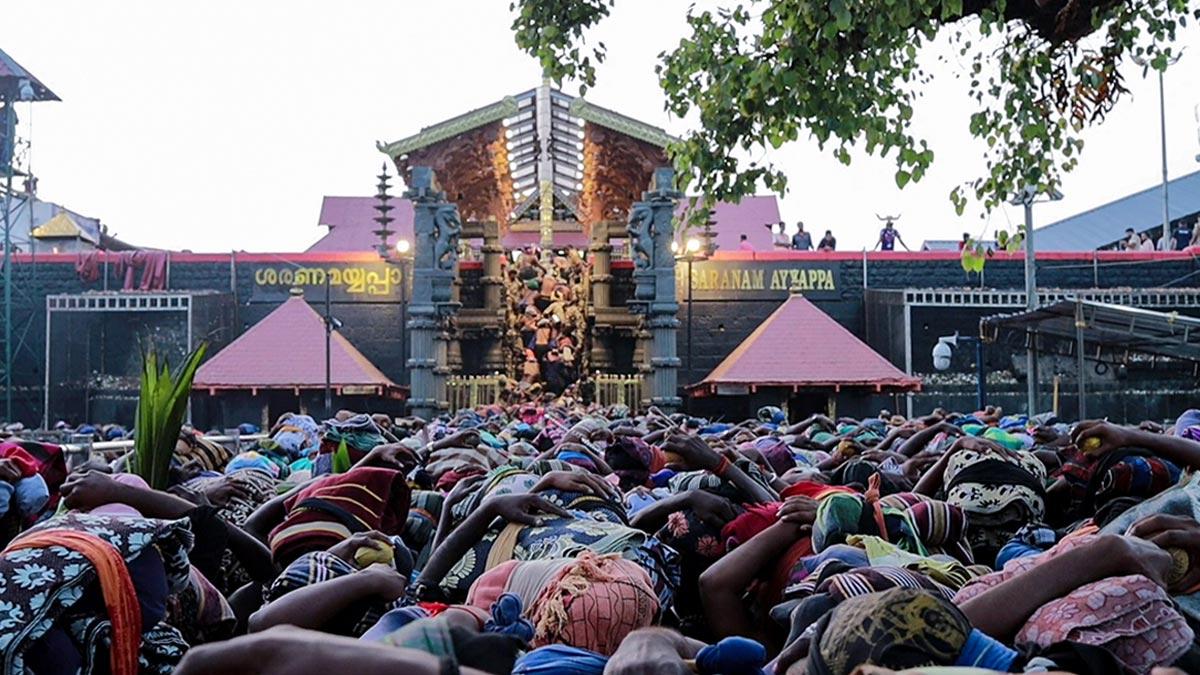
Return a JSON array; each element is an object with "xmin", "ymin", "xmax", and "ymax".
[{"xmin": 3, "ymin": 250, "xmax": 1197, "ymax": 424}]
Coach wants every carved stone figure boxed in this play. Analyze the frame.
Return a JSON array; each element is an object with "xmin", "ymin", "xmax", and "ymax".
[{"xmin": 433, "ymin": 204, "xmax": 462, "ymax": 272}]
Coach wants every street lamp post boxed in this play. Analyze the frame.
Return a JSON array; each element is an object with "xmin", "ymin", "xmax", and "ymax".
[
  {"xmin": 1132, "ymin": 52, "xmax": 1182, "ymax": 247},
  {"xmin": 1011, "ymin": 186, "xmax": 1063, "ymax": 415},
  {"xmin": 673, "ymin": 237, "xmax": 704, "ymax": 402},
  {"xmin": 395, "ymin": 239, "xmax": 411, "ymax": 386}
]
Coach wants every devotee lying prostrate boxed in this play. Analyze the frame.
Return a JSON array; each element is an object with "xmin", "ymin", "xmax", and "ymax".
[{"xmin": 2, "ymin": 405, "xmax": 1200, "ymax": 674}]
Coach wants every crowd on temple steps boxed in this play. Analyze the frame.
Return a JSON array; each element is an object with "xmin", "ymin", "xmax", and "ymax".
[{"xmin": 1, "ymin": 401, "xmax": 1200, "ymax": 674}]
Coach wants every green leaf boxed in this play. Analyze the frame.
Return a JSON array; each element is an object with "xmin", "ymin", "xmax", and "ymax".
[
  {"xmin": 131, "ymin": 343, "xmax": 208, "ymax": 490},
  {"xmin": 333, "ymin": 439, "xmax": 352, "ymax": 475},
  {"xmin": 895, "ymin": 170, "xmax": 911, "ymax": 188}
]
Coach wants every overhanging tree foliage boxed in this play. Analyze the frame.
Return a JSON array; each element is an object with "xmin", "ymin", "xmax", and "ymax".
[{"xmin": 511, "ymin": 0, "xmax": 1193, "ymax": 226}]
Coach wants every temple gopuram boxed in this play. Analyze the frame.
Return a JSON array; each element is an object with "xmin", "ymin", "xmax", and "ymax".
[{"xmin": 370, "ymin": 79, "xmax": 701, "ymax": 416}]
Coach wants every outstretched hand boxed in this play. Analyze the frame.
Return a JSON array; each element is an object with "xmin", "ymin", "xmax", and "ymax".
[
  {"xmin": 663, "ymin": 433, "xmax": 721, "ymax": 472},
  {"xmin": 1128, "ymin": 514, "xmax": 1200, "ymax": 592},
  {"xmin": 486, "ymin": 493, "xmax": 571, "ymax": 526},
  {"xmin": 1071, "ymin": 420, "xmax": 1130, "ymax": 456}
]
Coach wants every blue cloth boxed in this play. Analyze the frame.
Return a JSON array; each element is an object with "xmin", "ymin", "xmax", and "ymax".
[
  {"xmin": 512, "ymin": 645, "xmax": 608, "ymax": 674},
  {"xmin": 359, "ymin": 606, "xmax": 431, "ymax": 642},
  {"xmin": 695, "ymin": 636, "xmax": 767, "ymax": 675},
  {"xmin": 995, "ymin": 540, "xmax": 1042, "ymax": 569},
  {"xmin": 0, "ymin": 474, "xmax": 48, "ymax": 519},
  {"xmin": 484, "ymin": 593, "xmax": 534, "ymax": 643},
  {"xmin": 237, "ymin": 423, "xmax": 261, "ymax": 434},
  {"xmin": 625, "ymin": 491, "xmax": 658, "ymax": 516},
  {"xmin": 1175, "ymin": 409, "xmax": 1200, "ymax": 437},
  {"xmin": 650, "ymin": 469, "xmax": 676, "ymax": 488},
  {"xmin": 954, "ymin": 629, "xmax": 1019, "ymax": 671},
  {"xmin": 798, "ymin": 544, "xmax": 870, "ymax": 575}
]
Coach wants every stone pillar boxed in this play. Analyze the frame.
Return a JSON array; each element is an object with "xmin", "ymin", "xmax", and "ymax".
[
  {"xmin": 404, "ymin": 166, "xmax": 460, "ymax": 420},
  {"xmin": 625, "ymin": 167, "xmax": 681, "ymax": 412},
  {"xmin": 589, "ymin": 216, "xmax": 615, "ymax": 370},
  {"xmin": 481, "ymin": 221, "xmax": 504, "ymax": 311},
  {"xmin": 589, "ymin": 221, "xmax": 613, "ymax": 309}
]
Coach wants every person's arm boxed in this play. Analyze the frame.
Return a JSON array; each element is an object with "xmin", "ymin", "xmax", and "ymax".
[
  {"xmin": 604, "ymin": 628, "xmax": 703, "ymax": 675},
  {"xmin": 665, "ymin": 434, "xmax": 776, "ymax": 504},
  {"xmin": 417, "ymin": 494, "xmax": 568, "ymax": 590},
  {"xmin": 959, "ymin": 534, "xmax": 1170, "ymax": 641},
  {"xmin": 225, "ymin": 525, "xmax": 277, "ymax": 583},
  {"xmin": 243, "ymin": 491, "xmax": 293, "ymax": 544},
  {"xmin": 898, "ymin": 233, "xmax": 910, "ymax": 251},
  {"xmin": 60, "ymin": 471, "xmax": 198, "ymax": 518},
  {"xmin": 896, "ymin": 421, "xmax": 959, "ymax": 457},
  {"xmin": 1074, "ymin": 421, "xmax": 1200, "ymax": 470},
  {"xmin": 175, "ymin": 626, "xmax": 490, "ymax": 675},
  {"xmin": 248, "ymin": 564, "xmax": 407, "ymax": 633},
  {"xmin": 699, "ymin": 521, "xmax": 807, "ymax": 642}
]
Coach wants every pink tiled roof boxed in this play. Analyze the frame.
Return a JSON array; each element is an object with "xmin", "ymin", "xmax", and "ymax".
[
  {"xmin": 306, "ymin": 195, "xmax": 781, "ymax": 253},
  {"xmin": 677, "ymin": 196, "xmax": 781, "ymax": 252},
  {"xmin": 693, "ymin": 295, "xmax": 921, "ymax": 392},
  {"xmin": 308, "ymin": 196, "xmax": 416, "ymax": 253},
  {"xmin": 194, "ymin": 295, "xmax": 398, "ymax": 393}
]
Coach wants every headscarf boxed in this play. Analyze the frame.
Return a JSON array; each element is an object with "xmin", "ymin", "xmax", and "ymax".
[
  {"xmin": 604, "ymin": 436, "xmax": 665, "ymax": 490},
  {"xmin": 753, "ymin": 437, "xmax": 795, "ymax": 476},
  {"xmin": 805, "ymin": 588, "xmax": 972, "ymax": 675},
  {"xmin": 811, "ymin": 487, "xmax": 968, "ymax": 560},
  {"xmin": 943, "ymin": 450, "xmax": 1045, "ymax": 562},
  {"xmin": 527, "ymin": 552, "xmax": 658, "ymax": 655},
  {"xmin": 1088, "ymin": 449, "xmax": 1181, "ymax": 515},
  {"xmin": 272, "ymin": 413, "xmax": 320, "ymax": 457},
  {"xmin": 268, "ymin": 550, "xmax": 401, "ymax": 636},
  {"xmin": 468, "ymin": 552, "xmax": 658, "ymax": 656},
  {"xmin": 268, "ymin": 466, "xmax": 410, "ymax": 565},
  {"xmin": 954, "ymin": 535, "xmax": 1194, "ymax": 673},
  {"xmin": 225, "ymin": 450, "xmax": 280, "ymax": 478}
]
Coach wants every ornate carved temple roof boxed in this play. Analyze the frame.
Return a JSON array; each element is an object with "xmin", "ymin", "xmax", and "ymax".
[{"xmin": 376, "ymin": 84, "xmax": 675, "ymax": 236}]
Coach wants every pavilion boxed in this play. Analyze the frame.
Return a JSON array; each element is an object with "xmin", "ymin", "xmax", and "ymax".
[
  {"xmin": 689, "ymin": 294, "xmax": 922, "ymax": 419},
  {"xmin": 192, "ymin": 292, "xmax": 404, "ymax": 428}
]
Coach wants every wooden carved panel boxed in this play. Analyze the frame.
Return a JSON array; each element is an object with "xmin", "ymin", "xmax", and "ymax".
[
  {"xmin": 397, "ymin": 122, "xmax": 513, "ymax": 227},
  {"xmin": 578, "ymin": 125, "xmax": 667, "ymax": 227}
]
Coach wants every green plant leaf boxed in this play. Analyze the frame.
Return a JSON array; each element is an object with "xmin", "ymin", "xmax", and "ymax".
[{"xmin": 131, "ymin": 343, "xmax": 208, "ymax": 490}]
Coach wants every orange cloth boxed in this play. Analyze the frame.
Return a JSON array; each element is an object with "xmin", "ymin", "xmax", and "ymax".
[{"xmin": 6, "ymin": 529, "xmax": 141, "ymax": 675}]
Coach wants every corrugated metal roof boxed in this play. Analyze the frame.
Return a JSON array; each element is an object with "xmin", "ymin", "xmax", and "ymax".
[
  {"xmin": 194, "ymin": 295, "xmax": 398, "ymax": 392},
  {"xmin": 691, "ymin": 294, "xmax": 922, "ymax": 393},
  {"xmin": 1034, "ymin": 169, "xmax": 1200, "ymax": 251},
  {"xmin": 0, "ymin": 47, "xmax": 58, "ymax": 101}
]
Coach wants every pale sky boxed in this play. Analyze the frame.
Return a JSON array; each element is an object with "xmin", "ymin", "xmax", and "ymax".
[{"xmin": 3, "ymin": 1, "xmax": 1199, "ymax": 252}]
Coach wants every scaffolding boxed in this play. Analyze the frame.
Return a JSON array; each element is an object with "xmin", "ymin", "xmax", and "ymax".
[{"xmin": 1, "ymin": 48, "xmax": 59, "ymax": 422}]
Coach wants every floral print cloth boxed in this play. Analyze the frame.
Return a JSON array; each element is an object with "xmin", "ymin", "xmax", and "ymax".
[{"xmin": 0, "ymin": 512, "xmax": 193, "ymax": 674}]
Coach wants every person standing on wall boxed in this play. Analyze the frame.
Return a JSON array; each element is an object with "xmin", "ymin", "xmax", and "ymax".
[
  {"xmin": 738, "ymin": 234, "xmax": 754, "ymax": 251},
  {"xmin": 1172, "ymin": 219, "xmax": 1195, "ymax": 251},
  {"xmin": 874, "ymin": 218, "xmax": 909, "ymax": 251},
  {"xmin": 771, "ymin": 222, "xmax": 790, "ymax": 250},
  {"xmin": 818, "ymin": 230, "xmax": 837, "ymax": 252},
  {"xmin": 791, "ymin": 222, "xmax": 813, "ymax": 251}
]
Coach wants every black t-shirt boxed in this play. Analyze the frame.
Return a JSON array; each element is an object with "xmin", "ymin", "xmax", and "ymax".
[
  {"xmin": 819, "ymin": 235, "xmax": 836, "ymax": 250},
  {"xmin": 1173, "ymin": 225, "xmax": 1194, "ymax": 250}
]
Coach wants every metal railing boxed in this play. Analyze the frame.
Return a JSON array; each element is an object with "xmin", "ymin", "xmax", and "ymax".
[
  {"xmin": 593, "ymin": 374, "xmax": 643, "ymax": 409},
  {"xmin": 51, "ymin": 433, "xmax": 267, "ymax": 469},
  {"xmin": 447, "ymin": 375, "xmax": 505, "ymax": 410}
]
